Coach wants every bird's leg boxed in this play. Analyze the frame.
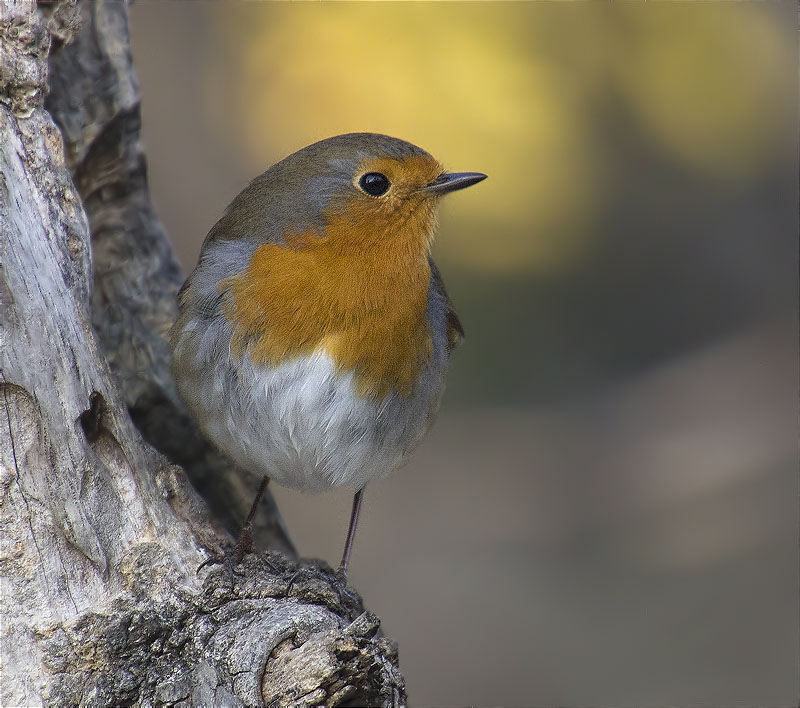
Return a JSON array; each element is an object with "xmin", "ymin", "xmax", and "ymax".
[
  {"xmin": 198, "ymin": 475, "xmax": 269, "ymax": 573},
  {"xmin": 337, "ymin": 487, "xmax": 365, "ymax": 580},
  {"xmin": 230, "ymin": 474, "xmax": 270, "ymax": 564}
]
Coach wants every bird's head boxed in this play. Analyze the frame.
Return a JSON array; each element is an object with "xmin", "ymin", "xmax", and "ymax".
[{"xmin": 207, "ymin": 132, "xmax": 486, "ymax": 254}]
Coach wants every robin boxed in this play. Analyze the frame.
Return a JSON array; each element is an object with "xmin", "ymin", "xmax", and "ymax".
[{"xmin": 170, "ymin": 133, "xmax": 486, "ymax": 578}]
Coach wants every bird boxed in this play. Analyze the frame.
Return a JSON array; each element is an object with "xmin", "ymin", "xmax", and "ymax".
[{"xmin": 170, "ymin": 132, "xmax": 486, "ymax": 578}]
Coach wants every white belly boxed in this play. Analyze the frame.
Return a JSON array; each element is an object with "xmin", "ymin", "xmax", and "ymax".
[
  {"xmin": 220, "ymin": 351, "xmax": 412, "ymax": 491},
  {"xmin": 174, "ymin": 327, "xmax": 440, "ymax": 492},
  {"xmin": 172, "ymin": 293, "xmax": 448, "ymax": 492}
]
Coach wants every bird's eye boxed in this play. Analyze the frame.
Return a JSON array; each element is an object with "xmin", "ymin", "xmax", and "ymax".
[{"xmin": 358, "ymin": 172, "xmax": 391, "ymax": 197}]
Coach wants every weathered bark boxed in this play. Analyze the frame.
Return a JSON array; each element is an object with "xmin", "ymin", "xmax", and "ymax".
[
  {"xmin": 0, "ymin": 1, "xmax": 405, "ymax": 705},
  {"xmin": 44, "ymin": 0, "xmax": 295, "ymax": 559}
]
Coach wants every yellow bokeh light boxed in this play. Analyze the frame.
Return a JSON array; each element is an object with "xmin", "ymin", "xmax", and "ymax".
[
  {"xmin": 616, "ymin": 3, "xmax": 794, "ymax": 179},
  {"xmin": 213, "ymin": 3, "xmax": 594, "ymax": 273},
  {"xmin": 208, "ymin": 3, "xmax": 791, "ymax": 274}
]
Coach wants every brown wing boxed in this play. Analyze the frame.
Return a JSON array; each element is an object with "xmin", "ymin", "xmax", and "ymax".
[{"xmin": 428, "ymin": 257, "xmax": 464, "ymax": 353}]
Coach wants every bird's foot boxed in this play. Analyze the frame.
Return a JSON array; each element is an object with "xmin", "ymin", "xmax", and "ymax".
[
  {"xmin": 287, "ymin": 562, "xmax": 348, "ymax": 594},
  {"xmin": 286, "ymin": 560, "xmax": 362, "ymax": 619},
  {"xmin": 197, "ymin": 524, "xmax": 255, "ymax": 578}
]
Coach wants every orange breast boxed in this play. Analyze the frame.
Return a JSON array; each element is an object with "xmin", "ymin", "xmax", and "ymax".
[{"xmin": 223, "ymin": 196, "xmax": 436, "ymax": 398}]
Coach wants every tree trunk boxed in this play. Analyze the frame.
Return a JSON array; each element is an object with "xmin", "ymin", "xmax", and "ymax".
[{"xmin": 0, "ymin": 1, "xmax": 405, "ymax": 705}]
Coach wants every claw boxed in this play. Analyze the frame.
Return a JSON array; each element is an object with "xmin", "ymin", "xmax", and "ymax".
[{"xmin": 286, "ymin": 567, "xmax": 307, "ymax": 595}]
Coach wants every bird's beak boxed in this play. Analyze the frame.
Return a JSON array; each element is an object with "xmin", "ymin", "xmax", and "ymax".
[{"xmin": 425, "ymin": 171, "xmax": 487, "ymax": 195}]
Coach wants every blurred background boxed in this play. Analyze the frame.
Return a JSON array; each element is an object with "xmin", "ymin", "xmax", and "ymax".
[{"xmin": 130, "ymin": 3, "xmax": 797, "ymax": 706}]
